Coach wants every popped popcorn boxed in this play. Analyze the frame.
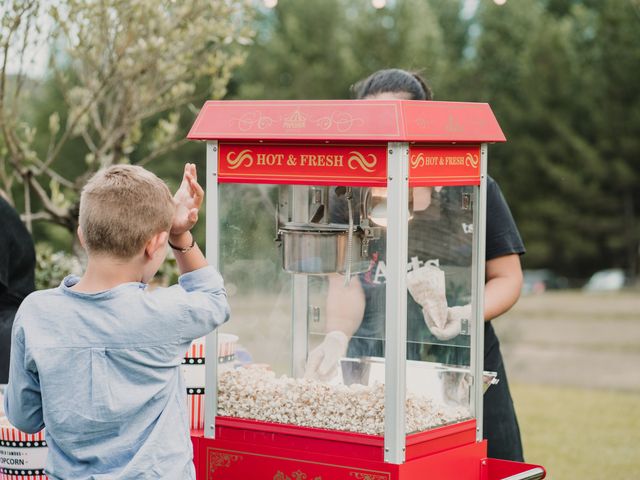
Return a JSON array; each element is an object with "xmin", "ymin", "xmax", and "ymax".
[{"xmin": 218, "ymin": 367, "xmax": 470, "ymax": 435}]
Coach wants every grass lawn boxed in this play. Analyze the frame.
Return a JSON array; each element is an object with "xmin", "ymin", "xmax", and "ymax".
[{"xmin": 512, "ymin": 383, "xmax": 640, "ymax": 480}]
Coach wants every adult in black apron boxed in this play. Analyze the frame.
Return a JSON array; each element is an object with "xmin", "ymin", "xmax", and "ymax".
[{"xmin": 305, "ymin": 69, "xmax": 526, "ymax": 462}]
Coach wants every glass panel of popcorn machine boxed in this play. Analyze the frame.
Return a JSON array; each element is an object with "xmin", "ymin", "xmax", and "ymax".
[
  {"xmin": 216, "ymin": 183, "xmax": 382, "ymax": 434},
  {"xmin": 216, "ymin": 183, "xmax": 293, "ymax": 422},
  {"xmin": 213, "ymin": 183, "xmax": 476, "ymax": 435},
  {"xmin": 405, "ymin": 185, "xmax": 475, "ymax": 433},
  {"xmin": 305, "ymin": 185, "xmax": 475, "ymax": 435},
  {"xmin": 305, "ymin": 186, "xmax": 388, "ymax": 435}
]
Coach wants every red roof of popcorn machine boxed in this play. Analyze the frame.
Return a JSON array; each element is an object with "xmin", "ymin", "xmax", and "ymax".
[{"xmin": 187, "ymin": 100, "xmax": 506, "ymax": 143}]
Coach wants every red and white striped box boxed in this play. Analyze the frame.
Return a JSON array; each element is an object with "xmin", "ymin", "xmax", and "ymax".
[
  {"xmin": 182, "ymin": 333, "xmax": 238, "ymax": 430},
  {"xmin": 0, "ymin": 422, "xmax": 47, "ymax": 480}
]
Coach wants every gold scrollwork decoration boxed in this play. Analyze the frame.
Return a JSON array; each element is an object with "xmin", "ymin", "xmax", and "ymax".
[
  {"xmin": 465, "ymin": 152, "xmax": 479, "ymax": 168},
  {"xmin": 347, "ymin": 151, "xmax": 377, "ymax": 173},
  {"xmin": 283, "ymin": 110, "xmax": 306, "ymax": 129},
  {"xmin": 273, "ymin": 470, "xmax": 322, "ymax": 480},
  {"xmin": 316, "ymin": 112, "xmax": 363, "ymax": 132},
  {"xmin": 410, "ymin": 153, "xmax": 425, "ymax": 168},
  {"xmin": 316, "ymin": 116, "xmax": 333, "ymax": 130},
  {"xmin": 208, "ymin": 451, "xmax": 242, "ymax": 474},
  {"xmin": 349, "ymin": 472, "xmax": 388, "ymax": 480},
  {"xmin": 236, "ymin": 112, "xmax": 275, "ymax": 131},
  {"xmin": 226, "ymin": 149, "xmax": 254, "ymax": 170}
]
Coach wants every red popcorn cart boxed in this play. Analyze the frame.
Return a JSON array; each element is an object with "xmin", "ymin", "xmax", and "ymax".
[{"xmin": 186, "ymin": 100, "xmax": 546, "ymax": 480}]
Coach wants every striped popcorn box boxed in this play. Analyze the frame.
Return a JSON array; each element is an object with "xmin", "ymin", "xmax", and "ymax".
[
  {"xmin": 182, "ymin": 333, "xmax": 238, "ymax": 430},
  {"xmin": 0, "ymin": 420, "xmax": 47, "ymax": 480},
  {"xmin": 217, "ymin": 333, "xmax": 238, "ymax": 365}
]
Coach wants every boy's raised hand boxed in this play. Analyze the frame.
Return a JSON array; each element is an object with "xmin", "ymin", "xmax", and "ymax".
[{"xmin": 171, "ymin": 163, "xmax": 204, "ymax": 236}]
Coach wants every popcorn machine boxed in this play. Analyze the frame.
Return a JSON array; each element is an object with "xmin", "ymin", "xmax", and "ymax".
[{"xmin": 186, "ymin": 100, "xmax": 546, "ymax": 480}]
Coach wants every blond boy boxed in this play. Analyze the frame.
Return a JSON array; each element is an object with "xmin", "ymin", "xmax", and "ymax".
[{"xmin": 4, "ymin": 164, "xmax": 229, "ymax": 479}]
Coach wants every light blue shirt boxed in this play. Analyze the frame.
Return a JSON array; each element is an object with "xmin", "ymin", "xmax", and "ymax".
[{"xmin": 4, "ymin": 266, "xmax": 230, "ymax": 480}]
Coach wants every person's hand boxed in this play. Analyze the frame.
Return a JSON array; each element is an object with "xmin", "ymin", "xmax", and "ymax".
[
  {"xmin": 407, "ymin": 264, "xmax": 448, "ymax": 329},
  {"xmin": 171, "ymin": 163, "xmax": 204, "ymax": 236},
  {"xmin": 407, "ymin": 265, "xmax": 470, "ymax": 341},
  {"xmin": 426, "ymin": 304, "xmax": 470, "ymax": 341},
  {"xmin": 441, "ymin": 371, "xmax": 473, "ymax": 405},
  {"xmin": 304, "ymin": 331, "xmax": 349, "ymax": 382}
]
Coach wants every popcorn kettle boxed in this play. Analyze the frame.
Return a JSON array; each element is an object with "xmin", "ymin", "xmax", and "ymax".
[{"xmin": 276, "ymin": 186, "xmax": 383, "ymax": 280}]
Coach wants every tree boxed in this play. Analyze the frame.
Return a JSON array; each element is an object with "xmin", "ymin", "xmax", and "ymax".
[
  {"xmin": 0, "ymin": 0, "xmax": 254, "ymax": 238},
  {"xmin": 588, "ymin": 0, "xmax": 640, "ymax": 279},
  {"xmin": 345, "ymin": 0, "xmax": 447, "ymax": 90},
  {"xmin": 233, "ymin": 0, "xmax": 448, "ymax": 100},
  {"xmin": 459, "ymin": 0, "xmax": 640, "ymax": 279},
  {"xmin": 3, "ymin": 0, "xmax": 637, "ymax": 280},
  {"xmin": 232, "ymin": 0, "xmax": 354, "ymax": 100}
]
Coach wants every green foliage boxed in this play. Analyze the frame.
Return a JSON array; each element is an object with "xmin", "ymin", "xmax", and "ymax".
[
  {"xmin": 4, "ymin": 0, "xmax": 640, "ymax": 281},
  {"xmin": 218, "ymin": 184, "xmax": 285, "ymax": 292},
  {"xmin": 233, "ymin": 0, "xmax": 352, "ymax": 100},
  {"xmin": 0, "ymin": 0, "xmax": 255, "ymax": 235},
  {"xmin": 154, "ymin": 253, "xmax": 180, "ymax": 288},
  {"xmin": 234, "ymin": 0, "xmax": 448, "ymax": 100},
  {"xmin": 34, "ymin": 243, "xmax": 81, "ymax": 290},
  {"xmin": 462, "ymin": 0, "xmax": 640, "ymax": 278},
  {"xmin": 35, "ymin": 242, "xmax": 181, "ymax": 289},
  {"xmin": 230, "ymin": 0, "xmax": 639, "ymax": 280}
]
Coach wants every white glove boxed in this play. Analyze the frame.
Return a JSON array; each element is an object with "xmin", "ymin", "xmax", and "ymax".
[
  {"xmin": 304, "ymin": 330, "xmax": 349, "ymax": 382},
  {"xmin": 425, "ymin": 304, "xmax": 471, "ymax": 341},
  {"xmin": 407, "ymin": 265, "xmax": 448, "ymax": 329},
  {"xmin": 441, "ymin": 371, "xmax": 473, "ymax": 405},
  {"xmin": 422, "ymin": 305, "xmax": 471, "ymax": 340}
]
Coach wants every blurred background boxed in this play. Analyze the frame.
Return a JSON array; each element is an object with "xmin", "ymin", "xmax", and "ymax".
[{"xmin": 1, "ymin": 0, "xmax": 638, "ymax": 478}]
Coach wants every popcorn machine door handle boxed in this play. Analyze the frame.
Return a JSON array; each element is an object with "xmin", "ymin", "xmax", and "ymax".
[{"xmin": 275, "ymin": 199, "xmax": 282, "ymax": 245}]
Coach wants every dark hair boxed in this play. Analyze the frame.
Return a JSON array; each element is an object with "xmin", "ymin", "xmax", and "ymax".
[{"xmin": 351, "ymin": 68, "xmax": 433, "ymax": 101}]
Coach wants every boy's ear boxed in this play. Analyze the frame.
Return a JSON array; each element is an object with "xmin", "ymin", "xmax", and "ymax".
[
  {"xmin": 77, "ymin": 226, "xmax": 86, "ymax": 249},
  {"xmin": 145, "ymin": 231, "xmax": 169, "ymax": 258}
]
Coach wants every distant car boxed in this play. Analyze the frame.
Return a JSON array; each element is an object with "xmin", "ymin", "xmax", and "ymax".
[
  {"xmin": 521, "ymin": 269, "xmax": 568, "ymax": 295},
  {"xmin": 582, "ymin": 268, "xmax": 626, "ymax": 292}
]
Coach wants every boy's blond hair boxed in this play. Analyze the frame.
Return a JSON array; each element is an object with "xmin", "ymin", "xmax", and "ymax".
[{"xmin": 79, "ymin": 165, "xmax": 175, "ymax": 258}]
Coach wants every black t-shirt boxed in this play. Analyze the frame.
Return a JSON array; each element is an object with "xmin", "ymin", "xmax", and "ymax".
[
  {"xmin": 330, "ymin": 176, "xmax": 524, "ymax": 371},
  {"xmin": 0, "ymin": 197, "xmax": 35, "ymax": 305},
  {"xmin": 483, "ymin": 176, "xmax": 525, "ymax": 371},
  {"xmin": 1, "ymin": 196, "xmax": 36, "ymax": 382}
]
